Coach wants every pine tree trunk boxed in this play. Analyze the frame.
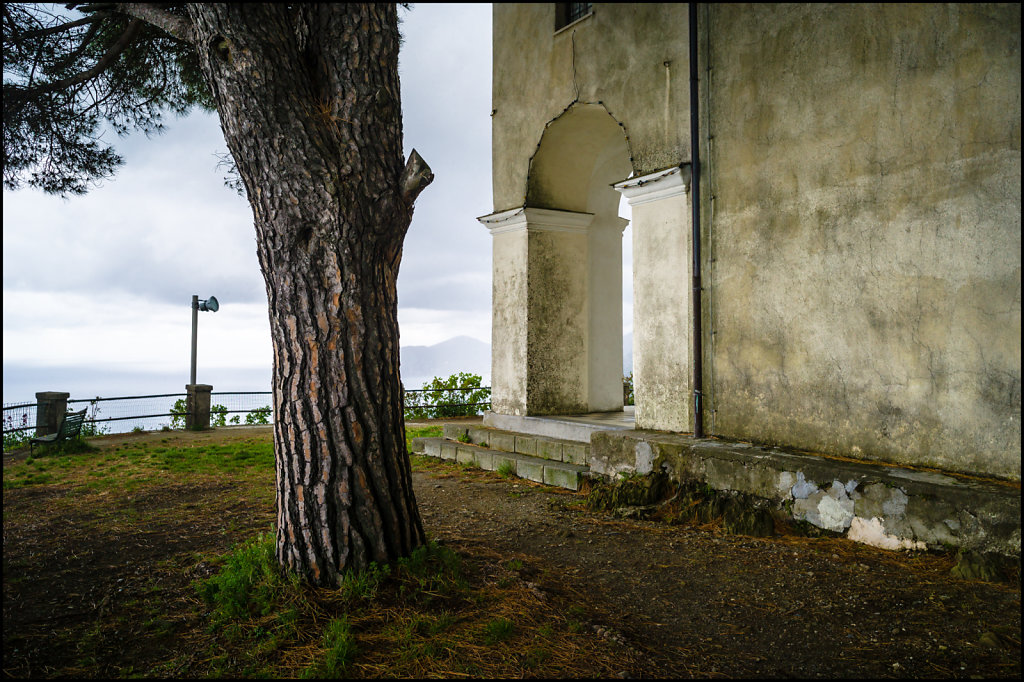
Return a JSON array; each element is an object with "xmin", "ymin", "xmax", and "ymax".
[{"xmin": 186, "ymin": 4, "xmax": 428, "ymax": 586}]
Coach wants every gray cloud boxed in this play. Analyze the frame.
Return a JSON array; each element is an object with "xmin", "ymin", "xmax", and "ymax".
[{"xmin": 3, "ymin": 3, "xmax": 494, "ymax": 400}]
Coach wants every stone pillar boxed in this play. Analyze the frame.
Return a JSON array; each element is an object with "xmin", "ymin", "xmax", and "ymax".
[
  {"xmin": 587, "ymin": 214, "xmax": 630, "ymax": 412},
  {"xmin": 185, "ymin": 384, "xmax": 213, "ymax": 430},
  {"xmin": 35, "ymin": 392, "xmax": 70, "ymax": 437},
  {"xmin": 614, "ymin": 166, "xmax": 693, "ymax": 432},
  {"xmin": 479, "ymin": 207, "xmax": 593, "ymax": 416}
]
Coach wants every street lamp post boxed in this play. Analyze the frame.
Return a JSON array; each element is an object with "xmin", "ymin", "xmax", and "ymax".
[{"xmin": 190, "ymin": 294, "xmax": 219, "ymax": 385}]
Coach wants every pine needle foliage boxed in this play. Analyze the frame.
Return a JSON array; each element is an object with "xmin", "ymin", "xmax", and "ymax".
[{"xmin": 3, "ymin": 3, "xmax": 214, "ymax": 195}]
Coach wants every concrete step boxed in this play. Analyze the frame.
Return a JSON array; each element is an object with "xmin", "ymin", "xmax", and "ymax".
[
  {"xmin": 482, "ymin": 410, "xmax": 634, "ymax": 443},
  {"xmin": 410, "ymin": 436, "xmax": 589, "ymax": 491},
  {"xmin": 441, "ymin": 423, "xmax": 589, "ymax": 465}
]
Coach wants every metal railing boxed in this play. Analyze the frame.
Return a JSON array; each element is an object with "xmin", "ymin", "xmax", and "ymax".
[
  {"xmin": 3, "ymin": 386, "xmax": 491, "ymax": 440},
  {"xmin": 2, "ymin": 401, "xmax": 36, "ymax": 436}
]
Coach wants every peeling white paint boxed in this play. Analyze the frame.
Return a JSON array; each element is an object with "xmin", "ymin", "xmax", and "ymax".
[
  {"xmin": 634, "ymin": 441, "xmax": 655, "ymax": 475},
  {"xmin": 818, "ymin": 493, "xmax": 855, "ymax": 532},
  {"xmin": 791, "ymin": 471, "xmax": 818, "ymax": 499},
  {"xmin": 777, "ymin": 471, "xmax": 795, "ymax": 498},
  {"xmin": 848, "ymin": 516, "xmax": 927, "ymax": 551}
]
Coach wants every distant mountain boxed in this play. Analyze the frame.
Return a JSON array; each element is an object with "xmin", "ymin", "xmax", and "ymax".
[
  {"xmin": 400, "ymin": 335, "xmax": 490, "ymax": 388},
  {"xmin": 398, "ymin": 333, "xmax": 631, "ymax": 389}
]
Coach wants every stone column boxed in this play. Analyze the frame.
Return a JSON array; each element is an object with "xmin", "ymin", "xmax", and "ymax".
[
  {"xmin": 587, "ymin": 214, "xmax": 630, "ymax": 412},
  {"xmin": 614, "ymin": 166, "xmax": 693, "ymax": 432},
  {"xmin": 35, "ymin": 392, "xmax": 70, "ymax": 436},
  {"xmin": 479, "ymin": 207, "xmax": 593, "ymax": 416},
  {"xmin": 185, "ymin": 384, "xmax": 213, "ymax": 430}
]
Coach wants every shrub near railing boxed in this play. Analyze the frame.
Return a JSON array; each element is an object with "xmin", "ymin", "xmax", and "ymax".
[
  {"xmin": 405, "ymin": 372, "xmax": 491, "ymax": 419},
  {"xmin": 3, "ymin": 410, "xmax": 32, "ymax": 451},
  {"xmin": 169, "ymin": 398, "xmax": 273, "ymax": 429}
]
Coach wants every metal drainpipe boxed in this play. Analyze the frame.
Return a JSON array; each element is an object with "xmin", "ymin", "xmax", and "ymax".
[{"xmin": 689, "ymin": 2, "xmax": 704, "ymax": 438}]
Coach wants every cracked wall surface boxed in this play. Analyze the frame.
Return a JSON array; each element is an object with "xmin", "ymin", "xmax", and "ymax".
[
  {"xmin": 491, "ymin": 4, "xmax": 691, "ymax": 211},
  {"xmin": 704, "ymin": 4, "xmax": 1021, "ymax": 479},
  {"xmin": 590, "ymin": 430, "xmax": 1021, "ymax": 557},
  {"xmin": 490, "ymin": 4, "xmax": 1020, "ymax": 479}
]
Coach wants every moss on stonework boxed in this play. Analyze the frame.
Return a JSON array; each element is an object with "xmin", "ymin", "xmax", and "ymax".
[
  {"xmin": 782, "ymin": 519, "xmax": 844, "ymax": 540},
  {"xmin": 660, "ymin": 482, "xmax": 776, "ymax": 537},
  {"xmin": 951, "ymin": 550, "xmax": 1021, "ymax": 585},
  {"xmin": 585, "ymin": 473, "xmax": 670, "ymax": 511},
  {"xmin": 587, "ymin": 476, "xmax": 777, "ymax": 538}
]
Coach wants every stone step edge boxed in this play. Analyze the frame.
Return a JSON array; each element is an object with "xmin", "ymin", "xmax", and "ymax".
[
  {"xmin": 411, "ymin": 437, "xmax": 589, "ymax": 491},
  {"xmin": 441, "ymin": 423, "xmax": 589, "ymax": 466}
]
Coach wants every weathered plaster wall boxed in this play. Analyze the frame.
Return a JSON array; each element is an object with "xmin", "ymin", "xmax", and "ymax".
[
  {"xmin": 484, "ymin": 207, "xmax": 598, "ymax": 416},
  {"xmin": 490, "ymin": 101, "xmax": 632, "ymax": 416},
  {"xmin": 590, "ymin": 429, "xmax": 1021, "ymax": 558},
  {"xmin": 491, "ymin": 3, "xmax": 692, "ymax": 211},
  {"xmin": 587, "ymin": 215, "xmax": 629, "ymax": 411},
  {"xmin": 704, "ymin": 4, "xmax": 1022, "ymax": 479},
  {"xmin": 490, "ymin": 228, "xmax": 529, "ymax": 415},
  {"xmin": 526, "ymin": 228, "xmax": 589, "ymax": 414},
  {"xmin": 617, "ymin": 170, "xmax": 693, "ymax": 432}
]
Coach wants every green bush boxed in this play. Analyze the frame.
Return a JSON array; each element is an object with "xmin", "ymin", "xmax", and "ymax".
[
  {"xmin": 169, "ymin": 398, "xmax": 188, "ymax": 429},
  {"xmin": 211, "ymin": 404, "xmax": 228, "ymax": 427},
  {"xmin": 245, "ymin": 406, "xmax": 272, "ymax": 425},
  {"xmin": 405, "ymin": 372, "xmax": 490, "ymax": 419},
  {"xmin": 168, "ymin": 399, "xmax": 273, "ymax": 429}
]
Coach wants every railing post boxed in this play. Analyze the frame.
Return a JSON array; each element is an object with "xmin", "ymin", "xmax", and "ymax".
[
  {"xmin": 185, "ymin": 384, "xmax": 213, "ymax": 430},
  {"xmin": 35, "ymin": 392, "xmax": 70, "ymax": 437}
]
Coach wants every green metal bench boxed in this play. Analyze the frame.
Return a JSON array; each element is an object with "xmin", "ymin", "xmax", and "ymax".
[{"xmin": 29, "ymin": 408, "xmax": 88, "ymax": 454}]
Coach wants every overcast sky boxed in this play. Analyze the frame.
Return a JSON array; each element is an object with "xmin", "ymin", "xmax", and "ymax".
[
  {"xmin": 2, "ymin": 4, "xmax": 497, "ymax": 402},
  {"xmin": 3, "ymin": 3, "xmax": 634, "ymax": 405}
]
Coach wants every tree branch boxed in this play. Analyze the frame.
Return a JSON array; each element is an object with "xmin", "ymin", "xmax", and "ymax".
[
  {"xmin": 116, "ymin": 3, "xmax": 193, "ymax": 43},
  {"xmin": 7, "ymin": 14, "xmax": 105, "ymax": 43},
  {"xmin": 52, "ymin": 20, "xmax": 104, "ymax": 70},
  {"xmin": 401, "ymin": 149, "xmax": 434, "ymax": 206},
  {"xmin": 7, "ymin": 18, "xmax": 144, "ymax": 101}
]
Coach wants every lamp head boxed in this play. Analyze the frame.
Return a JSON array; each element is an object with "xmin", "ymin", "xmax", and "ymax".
[{"xmin": 199, "ymin": 296, "xmax": 219, "ymax": 312}]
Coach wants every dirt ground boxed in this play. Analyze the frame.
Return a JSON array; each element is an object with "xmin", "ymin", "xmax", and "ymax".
[{"xmin": 3, "ymin": 426, "xmax": 1021, "ymax": 678}]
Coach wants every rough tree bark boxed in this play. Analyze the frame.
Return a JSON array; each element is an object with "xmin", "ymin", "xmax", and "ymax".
[{"xmin": 185, "ymin": 4, "xmax": 431, "ymax": 586}]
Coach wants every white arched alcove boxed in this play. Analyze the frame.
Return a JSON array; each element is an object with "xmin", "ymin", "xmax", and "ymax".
[{"xmin": 479, "ymin": 103, "xmax": 632, "ymax": 416}]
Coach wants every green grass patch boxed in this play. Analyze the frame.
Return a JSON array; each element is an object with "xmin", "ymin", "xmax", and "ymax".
[
  {"xmin": 497, "ymin": 460, "xmax": 516, "ymax": 478},
  {"xmin": 3, "ymin": 438, "xmax": 275, "ymax": 492},
  {"xmin": 198, "ymin": 532, "xmax": 299, "ymax": 623},
  {"xmin": 301, "ymin": 617, "xmax": 357, "ymax": 678},
  {"xmin": 393, "ymin": 541, "xmax": 468, "ymax": 601},
  {"xmin": 482, "ymin": 617, "xmax": 515, "ymax": 644},
  {"xmin": 405, "ymin": 425, "xmax": 443, "ymax": 452},
  {"xmin": 338, "ymin": 560, "xmax": 389, "ymax": 599}
]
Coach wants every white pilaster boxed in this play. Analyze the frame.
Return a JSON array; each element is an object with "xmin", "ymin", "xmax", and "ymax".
[
  {"xmin": 479, "ymin": 207, "xmax": 595, "ymax": 416},
  {"xmin": 613, "ymin": 166, "xmax": 693, "ymax": 432}
]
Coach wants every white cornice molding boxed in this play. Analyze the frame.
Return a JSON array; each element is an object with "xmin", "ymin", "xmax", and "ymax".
[
  {"xmin": 478, "ymin": 207, "xmax": 595, "ymax": 235},
  {"xmin": 613, "ymin": 165, "xmax": 691, "ymax": 206},
  {"xmin": 477, "ymin": 207, "xmax": 524, "ymax": 231}
]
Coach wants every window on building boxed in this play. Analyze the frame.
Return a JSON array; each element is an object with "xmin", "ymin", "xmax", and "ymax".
[{"xmin": 555, "ymin": 3, "xmax": 593, "ymax": 31}]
